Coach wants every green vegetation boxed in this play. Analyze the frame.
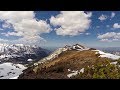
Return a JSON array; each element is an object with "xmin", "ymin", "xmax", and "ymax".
[
  {"xmin": 117, "ymin": 59, "xmax": 120, "ymax": 65},
  {"xmin": 73, "ymin": 59, "xmax": 120, "ymax": 79}
]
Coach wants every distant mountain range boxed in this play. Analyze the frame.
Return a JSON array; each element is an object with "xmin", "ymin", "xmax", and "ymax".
[
  {"xmin": 94, "ymin": 47, "xmax": 120, "ymax": 51},
  {"xmin": 0, "ymin": 43, "xmax": 52, "ymax": 79},
  {"xmin": 0, "ymin": 44, "xmax": 51, "ymax": 64}
]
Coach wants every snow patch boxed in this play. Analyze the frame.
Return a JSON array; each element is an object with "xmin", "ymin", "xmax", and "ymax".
[
  {"xmin": 9, "ymin": 76, "xmax": 19, "ymax": 79},
  {"xmin": 67, "ymin": 68, "xmax": 84, "ymax": 78},
  {"xmin": 93, "ymin": 50, "xmax": 120, "ymax": 60},
  {"xmin": 27, "ymin": 59, "xmax": 33, "ymax": 62},
  {"xmin": 110, "ymin": 61, "xmax": 117, "ymax": 65},
  {"xmin": 80, "ymin": 68, "xmax": 84, "ymax": 73},
  {"xmin": 0, "ymin": 62, "xmax": 27, "ymax": 79},
  {"xmin": 67, "ymin": 70, "xmax": 78, "ymax": 78},
  {"xmin": 68, "ymin": 69, "xmax": 71, "ymax": 72}
]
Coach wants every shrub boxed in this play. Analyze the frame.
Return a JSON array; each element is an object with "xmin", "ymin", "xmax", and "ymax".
[
  {"xmin": 117, "ymin": 59, "xmax": 120, "ymax": 65},
  {"xmin": 73, "ymin": 59, "xmax": 120, "ymax": 79}
]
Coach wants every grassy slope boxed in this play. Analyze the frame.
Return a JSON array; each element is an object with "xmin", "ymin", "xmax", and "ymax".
[{"xmin": 18, "ymin": 50, "xmax": 115, "ymax": 79}]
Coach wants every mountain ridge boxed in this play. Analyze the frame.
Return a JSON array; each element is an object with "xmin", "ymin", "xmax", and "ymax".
[
  {"xmin": 0, "ymin": 44, "xmax": 51, "ymax": 64},
  {"xmin": 18, "ymin": 44, "xmax": 120, "ymax": 79}
]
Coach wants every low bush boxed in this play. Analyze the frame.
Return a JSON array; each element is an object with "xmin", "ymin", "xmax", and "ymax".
[{"xmin": 73, "ymin": 59, "xmax": 120, "ymax": 79}]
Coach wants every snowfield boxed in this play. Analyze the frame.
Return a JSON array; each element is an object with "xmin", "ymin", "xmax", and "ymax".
[
  {"xmin": 9, "ymin": 76, "xmax": 19, "ymax": 79},
  {"xmin": 0, "ymin": 62, "xmax": 27, "ymax": 79},
  {"xmin": 93, "ymin": 50, "xmax": 120, "ymax": 60}
]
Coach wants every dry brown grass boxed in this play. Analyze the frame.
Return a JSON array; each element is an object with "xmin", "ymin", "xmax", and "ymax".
[
  {"xmin": 19, "ymin": 50, "xmax": 113, "ymax": 79},
  {"xmin": 40, "ymin": 50, "xmax": 101, "ymax": 70}
]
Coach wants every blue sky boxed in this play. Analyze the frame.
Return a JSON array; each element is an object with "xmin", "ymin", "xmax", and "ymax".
[{"xmin": 0, "ymin": 11, "xmax": 120, "ymax": 47}]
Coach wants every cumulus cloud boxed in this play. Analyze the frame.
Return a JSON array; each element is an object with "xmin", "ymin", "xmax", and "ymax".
[
  {"xmin": 113, "ymin": 23, "xmax": 120, "ymax": 29},
  {"xmin": 111, "ymin": 12, "xmax": 115, "ymax": 18},
  {"xmin": 0, "ymin": 11, "xmax": 51, "ymax": 46},
  {"xmin": 97, "ymin": 32, "xmax": 120, "ymax": 42},
  {"xmin": 98, "ymin": 14, "xmax": 107, "ymax": 21},
  {"xmin": 0, "ymin": 33, "xmax": 47, "ymax": 45},
  {"xmin": 50, "ymin": 11, "xmax": 92, "ymax": 36},
  {"xmin": 2, "ymin": 31, "xmax": 23, "ymax": 37}
]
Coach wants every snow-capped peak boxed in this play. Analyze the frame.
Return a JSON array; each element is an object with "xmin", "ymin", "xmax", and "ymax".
[
  {"xmin": 72, "ymin": 44, "xmax": 89, "ymax": 51},
  {"xmin": 64, "ymin": 44, "xmax": 89, "ymax": 51}
]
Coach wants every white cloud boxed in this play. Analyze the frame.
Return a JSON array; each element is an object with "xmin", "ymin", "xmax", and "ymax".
[
  {"xmin": 100, "ymin": 39, "xmax": 110, "ymax": 42},
  {"xmin": 97, "ymin": 32, "xmax": 120, "ymax": 42},
  {"xmin": 85, "ymin": 33, "xmax": 90, "ymax": 35},
  {"xmin": 14, "ymin": 36, "xmax": 46, "ymax": 45},
  {"xmin": 0, "ymin": 11, "xmax": 51, "ymax": 46},
  {"xmin": 98, "ymin": 14, "xmax": 107, "ymax": 21},
  {"xmin": 50, "ymin": 11, "xmax": 92, "ymax": 36},
  {"xmin": 111, "ymin": 12, "xmax": 115, "ymax": 18},
  {"xmin": 113, "ymin": 23, "xmax": 120, "ymax": 29},
  {"xmin": 2, "ymin": 31, "xmax": 23, "ymax": 37},
  {"xmin": 0, "ymin": 35, "xmax": 46, "ymax": 45},
  {"xmin": 98, "ymin": 32, "xmax": 116, "ymax": 39}
]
